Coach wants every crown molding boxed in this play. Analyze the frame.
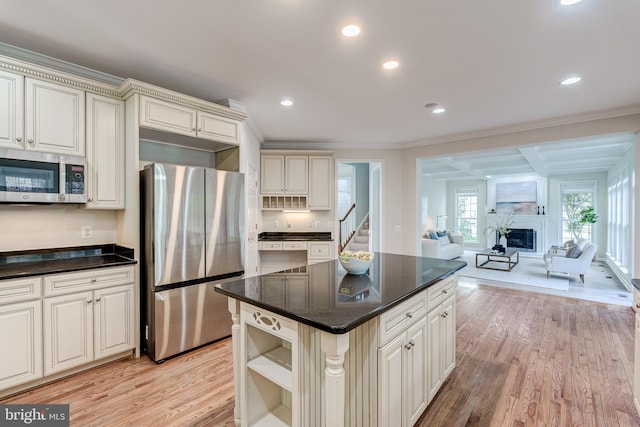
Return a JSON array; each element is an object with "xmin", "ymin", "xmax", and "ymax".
[
  {"xmin": 0, "ymin": 53, "xmax": 121, "ymax": 97},
  {"xmin": 118, "ymin": 79, "xmax": 247, "ymax": 122},
  {"xmin": 261, "ymin": 139, "xmax": 402, "ymax": 151}
]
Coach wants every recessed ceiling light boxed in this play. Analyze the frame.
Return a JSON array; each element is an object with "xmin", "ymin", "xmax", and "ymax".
[
  {"xmin": 560, "ymin": 0, "xmax": 583, "ymax": 5},
  {"xmin": 280, "ymin": 99, "xmax": 294, "ymax": 107},
  {"xmin": 382, "ymin": 60, "xmax": 399, "ymax": 70},
  {"xmin": 342, "ymin": 25, "xmax": 361, "ymax": 37},
  {"xmin": 560, "ymin": 76, "xmax": 582, "ymax": 85},
  {"xmin": 432, "ymin": 107, "xmax": 446, "ymax": 114}
]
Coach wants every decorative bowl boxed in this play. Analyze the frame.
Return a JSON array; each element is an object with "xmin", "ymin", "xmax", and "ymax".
[{"xmin": 339, "ymin": 251, "xmax": 374, "ymax": 275}]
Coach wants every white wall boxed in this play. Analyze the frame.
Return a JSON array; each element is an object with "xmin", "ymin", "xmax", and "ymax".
[
  {"xmin": 0, "ymin": 206, "xmax": 117, "ymax": 251},
  {"xmin": 447, "ymin": 179, "xmax": 487, "ymax": 250},
  {"xmin": 419, "ymin": 176, "xmax": 447, "ymax": 231}
]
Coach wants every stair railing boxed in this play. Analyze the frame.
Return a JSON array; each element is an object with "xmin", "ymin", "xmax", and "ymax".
[{"xmin": 338, "ymin": 203, "xmax": 357, "ymax": 253}]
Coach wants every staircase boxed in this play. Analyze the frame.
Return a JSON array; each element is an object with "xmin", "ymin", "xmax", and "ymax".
[{"xmin": 346, "ymin": 218, "xmax": 370, "ymax": 252}]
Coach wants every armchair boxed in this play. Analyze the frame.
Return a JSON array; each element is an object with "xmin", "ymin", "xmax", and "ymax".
[{"xmin": 543, "ymin": 242, "xmax": 597, "ymax": 283}]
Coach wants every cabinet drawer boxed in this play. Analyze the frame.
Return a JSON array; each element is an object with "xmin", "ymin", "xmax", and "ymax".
[
  {"xmin": 283, "ymin": 242, "xmax": 307, "ymax": 251},
  {"xmin": 378, "ymin": 291, "xmax": 427, "ymax": 347},
  {"xmin": 0, "ymin": 277, "xmax": 42, "ymax": 305},
  {"xmin": 427, "ymin": 276, "xmax": 456, "ymax": 312},
  {"xmin": 44, "ymin": 266, "xmax": 135, "ymax": 297},
  {"xmin": 259, "ymin": 242, "xmax": 284, "ymax": 251},
  {"xmin": 308, "ymin": 242, "xmax": 331, "ymax": 259}
]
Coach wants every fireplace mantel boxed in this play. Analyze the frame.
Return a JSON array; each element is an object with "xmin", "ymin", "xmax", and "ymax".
[{"xmin": 486, "ymin": 214, "xmax": 547, "ymax": 255}]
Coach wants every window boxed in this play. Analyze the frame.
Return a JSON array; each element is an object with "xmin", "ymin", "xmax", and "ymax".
[
  {"xmin": 456, "ymin": 187, "xmax": 478, "ymax": 242},
  {"xmin": 560, "ymin": 182, "xmax": 596, "ymax": 242}
]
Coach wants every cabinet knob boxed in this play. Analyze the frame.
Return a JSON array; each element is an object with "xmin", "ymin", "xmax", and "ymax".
[
  {"xmin": 96, "ymin": 297, "xmax": 101, "ymax": 302},
  {"xmin": 443, "ymin": 289, "xmax": 448, "ymax": 294},
  {"xmin": 192, "ymin": 128, "xmax": 196, "ymax": 131},
  {"xmin": 91, "ymin": 278, "xmax": 97, "ymax": 282},
  {"xmin": 636, "ymin": 303, "xmax": 640, "ymax": 309},
  {"xmin": 441, "ymin": 312, "xmax": 447, "ymax": 318},
  {"xmin": 28, "ymin": 139, "xmax": 34, "ymax": 144},
  {"xmin": 87, "ymin": 198, "xmax": 94, "ymax": 203},
  {"xmin": 409, "ymin": 340, "xmax": 415, "ymax": 347},
  {"xmin": 198, "ymin": 128, "xmax": 202, "ymax": 132},
  {"xmin": 404, "ymin": 343, "xmax": 412, "ymax": 350},
  {"xmin": 405, "ymin": 312, "xmax": 413, "ymax": 319},
  {"xmin": 16, "ymin": 137, "xmax": 22, "ymax": 142},
  {"xmin": 87, "ymin": 299, "xmax": 93, "ymax": 304}
]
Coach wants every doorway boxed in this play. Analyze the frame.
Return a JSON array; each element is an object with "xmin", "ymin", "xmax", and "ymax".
[{"xmin": 336, "ymin": 161, "xmax": 382, "ymax": 253}]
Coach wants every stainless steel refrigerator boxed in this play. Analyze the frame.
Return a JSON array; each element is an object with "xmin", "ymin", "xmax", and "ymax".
[{"xmin": 141, "ymin": 163, "xmax": 244, "ymax": 362}]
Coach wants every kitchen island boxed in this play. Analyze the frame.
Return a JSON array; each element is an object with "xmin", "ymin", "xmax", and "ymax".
[{"xmin": 215, "ymin": 252, "xmax": 466, "ymax": 427}]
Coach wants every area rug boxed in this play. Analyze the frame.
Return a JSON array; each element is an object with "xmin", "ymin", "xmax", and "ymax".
[{"xmin": 455, "ymin": 253, "xmax": 569, "ymax": 291}]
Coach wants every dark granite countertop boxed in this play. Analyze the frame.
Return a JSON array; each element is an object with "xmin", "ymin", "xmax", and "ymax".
[
  {"xmin": 0, "ymin": 244, "xmax": 136, "ymax": 280},
  {"xmin": 215, "ymin": 252, "xmax": 466, "ymax": 334},
  {"xmin": 258, "ymin": 232, "xmax": 332, "ymax": 241},
  {"xmin": 632, "ymin": 279, "xmax": 639, "ymax": 292}
]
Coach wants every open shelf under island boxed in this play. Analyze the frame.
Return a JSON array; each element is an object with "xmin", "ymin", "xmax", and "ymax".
[{"xmin": 215, "ymin": 252, "xmax": 467, "ymax": 427}]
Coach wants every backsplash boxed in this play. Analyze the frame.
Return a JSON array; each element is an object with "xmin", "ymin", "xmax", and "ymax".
[{"xmin": 261, "ymin": 210, "xmax": 334, "ymax": 233}]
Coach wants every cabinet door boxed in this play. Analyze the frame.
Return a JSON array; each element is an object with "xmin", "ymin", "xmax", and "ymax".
[
  {"xmin": 44, "ymin": 292, "xmax": 93, "ymax": 375},
  {"xmin": 261, "ymin": 155, "xmax": 285, "ymax": 194},
  {"xmin": 0, "ymin": 69, "xmax": 24, "ymax": 150},
  {"xmin": 378, "ymin": 333, "xmax": 404, "ymax": 427},
  {"xmin": 139, "ymin": 95, "xmax": 197, "ymax": 137},
  {"xmin": 406, "ymin": 319, "xmax": 428, "ymax": 426},
  {"xmin": 441, "ymin": 296, "xmax": 456, "ymax": 378},
  {"xmin": 86, "ymin": 93, "xmax": 125, "ymax": 209},
  {"xmin": 25, "ymin": 78, "xmax": 85, "ymax": 155},
  {"xmin": 94, "ymin": 284, "xmax": 135, "ymax": 359},
  {"xmin": 260, "ymin": 276, "xmax": 285, "ymax": 306},
  {"xmin": 635, "ymin": 313, "xmax": 640, "ymax": 409},
  {"xmin": 308, "ymin": 156, "xmax": 333, "ymax": 210},
  {"xmin": 427, "ymin": 307, "xmax": 443, "ymax": 402},
  {"xmin": 0, "ymin": 300, "xmax": 42, "ymax": 389},
  {"xmin": 285, "ymin": 156, "xmax": 308, "ymax": 194},
  {"xmin": 196, "ymin": 111, "xmax": 240, "ymax": 145}
]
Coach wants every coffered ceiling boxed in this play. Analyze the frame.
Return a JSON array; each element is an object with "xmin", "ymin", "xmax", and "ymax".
[
  {"xmin": 0, "ymin": 1, "xmax": 638, "ymax": 148},
  {"xmin": 420, "ymin": 133, "xmax": 635, "ymax": 180}
]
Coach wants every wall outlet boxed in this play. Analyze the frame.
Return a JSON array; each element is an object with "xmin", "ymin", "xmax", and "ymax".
[
  {"xmin": 315, "ymin": 221, "xmax": 320, "ymax": 228},
  {"xmin": 287, "ymin": 221, "xmax": 292, "ymax": 228},
  {"xmin": 307, "ymin": 220, "xmax": 313, "ymax": 228},
  {"xmin": 81, "ymin": 225, "xmax": 93, "ymax": 239},
  {"xmin": 274, "ymin": 220, "xmax": 279, "ymax": 228}
]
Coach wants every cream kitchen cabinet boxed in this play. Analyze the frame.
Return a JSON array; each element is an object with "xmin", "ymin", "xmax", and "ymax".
[
  {"xmin": 0, "ymin": 69, "xmax": 24, "ymax": 150},
  {"xmin": 378, "ymin": 318, "xmax": 428, "ymax": 427},
  {"xmin": 426, "ymin": 293, "xmax": 456, "ymax": 402},
  {"xmin": 43, "ymin": 266, "xmax": 135, "ymax": 376},
  {"xmin": 0, "ymin": 72, "xmax": 85, "ymax": 155},
  {"xmin": 139, "ymin": 95, "xmax": 240, "ymax": 145},
  {"xmin": 377, "ymin": 290, "xmax": 428, "ymax": 427},
  {"xmin": 308, "ymin": 156, "xmax": 333, "ymax": 210},
  {"xmin": 307, "ymin": 242, "xmax": 333, "ymax": 264},
  {"xmin": 25, "ymin": 77, "xmax": 85, "ymax": 155},
  {"xmin": 86, "ymin": 93, "xmax": 126, "ymax": 209},
  {"xmin": 0, "ymin": 276, "xmax": 42, "ymax": 390},
  {"xmin": 635, "ymin": 309, "xmax": 640, "ymax": 415},
  {"xmin": 261, "ymin": 155, "xmax": 308, "ymax": 195}
]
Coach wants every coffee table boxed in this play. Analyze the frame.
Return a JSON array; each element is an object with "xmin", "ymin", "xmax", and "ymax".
[{"xmin": 475, "ymin": 248, "xmax": 519, "ymax": 271}]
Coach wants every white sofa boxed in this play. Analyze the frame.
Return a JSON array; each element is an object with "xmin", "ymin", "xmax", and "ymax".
[
  {"xmin": 543, "ymin": 239, "xmax": 597, "ymax": 283},
  {"xmin": 422, "ymin": 233, "xmax": 464, "ymax": 259}
]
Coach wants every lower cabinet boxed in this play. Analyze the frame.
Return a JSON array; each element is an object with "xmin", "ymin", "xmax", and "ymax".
[
  {"xmin": 634, "ymin": 312, "xmax": 640, "ymax": 414},
  {"xmin": 43, "ymin": 284, "xmax": 134, "ymax": 375},
  {"xmin": 0, "ymin": 265, "xmax": 135, "ymax": 396},
  {"xmin": 427, "ymin": 294, "xmax": 456, "ymax": 401},
  {"xmin": 0, "ymin": 300, "xmax": 42, "ymax": 389},
  {"xmin": 378, "ymin": 317, "xmax": 428, "ymax": 427}
]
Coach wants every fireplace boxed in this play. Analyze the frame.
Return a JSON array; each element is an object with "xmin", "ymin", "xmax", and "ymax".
[{"xmin": 506, "ymin": 228, "xmax": 536, "ymax": 252}]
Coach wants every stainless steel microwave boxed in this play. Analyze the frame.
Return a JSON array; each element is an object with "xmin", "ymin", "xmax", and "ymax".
[{"xmin": 0, "ymin": 148, "xmax": 87, "ymax": 204}]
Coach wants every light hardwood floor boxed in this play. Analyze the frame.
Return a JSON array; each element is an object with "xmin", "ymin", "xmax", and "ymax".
[{"xmin": 2, "ymin": 280, "xmax": 638, "ymax": 426}]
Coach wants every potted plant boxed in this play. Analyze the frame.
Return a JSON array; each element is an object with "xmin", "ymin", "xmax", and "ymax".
[{"xmin": 485, "ymin": 213, "xmax": 514, "ymax": 251}]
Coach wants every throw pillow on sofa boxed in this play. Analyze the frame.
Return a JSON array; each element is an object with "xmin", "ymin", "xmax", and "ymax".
[
  {"xmin": 565, "ymin": 245, "xmax": 583, "ymax": 258},
  {"xmin": 438, "ymin": 236, "xmax": 451, "ymax": 246}
]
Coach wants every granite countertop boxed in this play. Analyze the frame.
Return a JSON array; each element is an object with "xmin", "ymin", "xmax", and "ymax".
[
  {"xmin": 0, "ymin": 244, "xmax": 136, "ymax": 280},
  {"xmin": 215, "ymin": 252, "xmax": 466, "ymax": 334},
  {"xmin": 632, "ymin": 278, "xmax": 640, "ymax": 292},
  {"xmin": 258, "ymin": 232, "xmax": 333, "ymax": 241}
]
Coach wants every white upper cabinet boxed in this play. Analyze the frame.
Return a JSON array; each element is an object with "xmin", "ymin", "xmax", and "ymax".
[
  {"xmin": 25, "ymin": 78, "xmax": 85, "ymax": 156},
  {"xmin": 308, "ymin": 156, "xmax": 333, "ymax": 210},
  {"xmin": 139, "ymin": 95, "xmax": 240, "ymax": 145},
  {"xmin": 85, "ymin": 93, "xmax": 125, "ymax": 209},
  {"xmin": 261, "ymin": 155, "xmax": 308, "ymax": 195},
  {"xmin": 0, "ymin": 69, "xmax": 24, "ymax": 150}
]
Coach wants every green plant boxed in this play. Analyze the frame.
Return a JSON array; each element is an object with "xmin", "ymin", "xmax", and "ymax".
[
  {"xmin": 575, "ymin": 206, "xmax": 598, "ymax": 238},
  {"xmin": 485, "ymin": 214, "xmax": 514, "ymax": 239}
]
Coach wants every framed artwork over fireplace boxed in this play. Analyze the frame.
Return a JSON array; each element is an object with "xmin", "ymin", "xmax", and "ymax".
[{"xmin": 487, "ymin": 177, "xmax": 547, "ymax": 215}]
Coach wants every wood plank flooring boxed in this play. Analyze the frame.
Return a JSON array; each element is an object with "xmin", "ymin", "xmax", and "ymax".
[{"xmin": 2, "ymin": 281, "xmax": 638, "ymax": 426}]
